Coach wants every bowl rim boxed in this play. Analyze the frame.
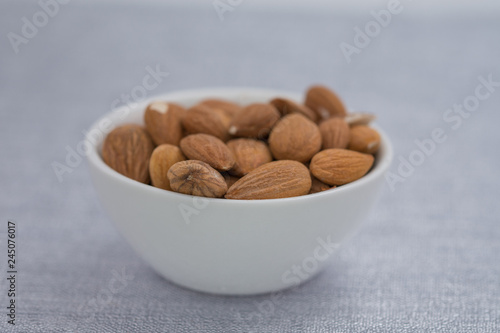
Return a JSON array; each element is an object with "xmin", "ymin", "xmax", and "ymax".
[{"xmin": 86, "ymin": 87, "xmax": 393, "ymax": 204}]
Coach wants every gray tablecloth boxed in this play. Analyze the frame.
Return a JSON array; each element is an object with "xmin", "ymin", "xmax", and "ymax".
[{"xmin": 1, "ymin": 2, "xmax": 499, "ymax": 332}]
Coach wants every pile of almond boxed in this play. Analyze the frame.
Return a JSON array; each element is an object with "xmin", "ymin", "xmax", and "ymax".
[{"xmin": 102, "ymin": 85, "xmax": 381, "ymax": 200}]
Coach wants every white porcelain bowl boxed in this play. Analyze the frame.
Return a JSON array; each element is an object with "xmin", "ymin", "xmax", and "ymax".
[{"xmin": 87, "ymin": 88, "xmax": 393, "ymax": 295}]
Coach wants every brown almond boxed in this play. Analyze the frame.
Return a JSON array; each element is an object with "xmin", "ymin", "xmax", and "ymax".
[
  {"xmin": 310, "ymin": 148, "xmax": 374, "ymax": 186},
  {"xmin": 221, "ymin": 172, "xmax": 241, "ymax": 189},
  {"xmin": 168, "ymin": 160, "xmax": 227, "ymax": 198},
  {"xmin": 227, "ymin": 139, "xmax": 273, "ymax": 176},
  {"xmin": 268, "ymin": 114, "xmax": 322, "ymax": 163},
  {"xmin": 102, "ymin": 124, "xmax": 154, "ymax": 184},
  {"xmin": 179, "ymin": 134, "xmax": 235, "ymax": 171},
  {"xmin": 225, "ymin": 160, "xmax": 311, "ymax": 200},
  {"xmin": 305, "ymin": 85, "xmax": 347, "ymax": 120},
  {"xmin": 345, "ymin": 112, "xmax": 376, "ymax": 127},
  {"xmin": 319, "ymin": 118, "xmax": 350, "ymax": 150},
  {"xmin": 199, "ymin": 99, "xmax": 242, "ymax": 119},
  {"xmin": 144, "ymin": 101, "xmax": 185, "ymax": 146},
  {"xmin": 309, "ymin": 176, "xmax": 332, "ymax": 194},
  {"xmin": 181, "ymin": 104, "xmax": 231, "ymax": 141},
  {"xmin": 349, "ymin": 125, "xmax": 381, "ymax": 154},
  {"xmin": 270, "ymin": 98, "xmax": 318, "ymax": 122},
  {"xmin": 228, "ymin": 103, "xmax": 280, "ymax": 138},
  {"xmin": 149, "ymin": 144, "xmax": 186, "ymax": 191}
]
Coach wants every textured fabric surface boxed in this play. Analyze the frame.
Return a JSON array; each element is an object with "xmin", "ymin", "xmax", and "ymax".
[{"xmin": 1, "ymin": 2, "xmax": 499, "ymax": 332}]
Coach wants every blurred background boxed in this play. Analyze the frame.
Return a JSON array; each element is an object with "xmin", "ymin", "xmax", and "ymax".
[{"xmin": 1, "ymin": 1, "xmax": 499, "ymax": 332}]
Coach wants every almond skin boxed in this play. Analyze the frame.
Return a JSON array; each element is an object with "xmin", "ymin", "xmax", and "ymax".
[
  {"xmin": 149, "ymin": 144, "xmax": 186, "ymax": 191},
  {"xmin": 270, "ymin": 98, "xmax": 318, "ymax": 122},
  {"xmin": 168, "ymin": 160, "xmax": 227, "ymax": 198},
  {"xmin": 221, "ymin": 172, "xmax": 240, "ymax": 188},
  {"xmin": 268, "ymin": 114, "xmax": 322, "ymax": 163},
  {"xmin": 349, "ymin": 125, "xmax": 381, "ymax": 154},
  {"xmin": 144, "ymin": 101, "xmax": 185, "ymax": 146},
  {"xmin": 229, "ymin": 103, "xmax": 280, "ymax": 139},
  {"xmin": 179, "ymin": 134, "xmax": 235, "ymax": 171},
  {"xmin": 182, "ymin": 104, "xmax": 231, "ymax": 141},
  {"xmin": 225, "ymin": 160, "xmax": 311, "ymax": 200},
  {"xmin": 102, "ymin": 124, "xmax": 154, "ymax": 184},
  {"xmin": 305, "ymin": 85, "xmax": 347, "ymax": 120},
  {"xmin": 310, "ymin": 148, "xmax": 374, "ymax": 186},
  {"xmin": 199, "ymin": 99, "xmax": 242, "ymax": 119},
  {"xmin": 319, "ymin": 118, "xmax": 350, "ymax": 150},
  {"xmin": 227, "ymin": 138, "xmax": 273, "ymax": 176},
  {"xmin": 309, "ymin": 176, "xmax": 332, "ymax": 194}
]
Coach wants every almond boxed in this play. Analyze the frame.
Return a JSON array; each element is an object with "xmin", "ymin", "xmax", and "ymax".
[
  {"xmin": 182, "ymin": 104, "xmax": 231, "ymax": 141},
  {"xmin": 225, "ymin": 160, "xmax": 311, "ymax": 200},
  {"xmin": 102, "ymin": 124, "xmax": 154, "ymax": 184},
  {"xmin": 268, "ymin": 114, "xmax": 322, "ymax": 163},
  {"xmin": 309, "ymin": 175, "xmax": 332, "ymax": 194},
  {"xmin": 144, "ymin": 101, "xmax": 185, "ymax": 146},
  {"xmin": 344, "ymin": 112, "xmax": 376, "ymax": 127},
  {"xmin": 179, "ymin": 134, "xmax": 235, "ymax": 171},
  {"xmin": 319, "ymin": 117, "xmax": 350, "ymax": 150},
  {"xmin": 199, "ymin": 99, "xmax": 242, "ymax": 119},
  {"xmin": 310, "ymin": 148, "xmax": 374, "ymax": 186},
  {"xmin": 270, "ymin": 98, "xmax": 318, "ymax": 122},
  {"xmin": 149, "ymin": 144, "xmax": 186, "ymax": 191},
  {"xmin": 348, "ymin": 125, "xmax": 381, "ymax": 154},
  {"xmin": 168, "ymin": 160, "xmax": 227, "ymax": 198},
  {"xmin": 305, "ymin": 85, "xmax": 347, "ymax": 120},
  {"xmin": 221, "ymin": 172, "xmax": 240, "ymax": 188},
  {"xmin": 227, "ymin": 138, "xmax": 273, "ymax": 176},
  {"xmin": 228, "ymin": 103, "xmax": 280, "ymax": 138}
]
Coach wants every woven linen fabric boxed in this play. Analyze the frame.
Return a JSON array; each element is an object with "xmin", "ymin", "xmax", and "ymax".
[{"xmin": 0, "ymin": 2, "xmax": 499, "ymax": 332}]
